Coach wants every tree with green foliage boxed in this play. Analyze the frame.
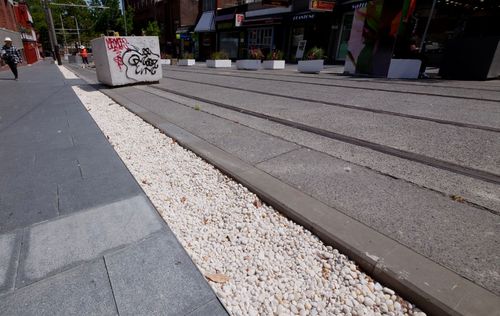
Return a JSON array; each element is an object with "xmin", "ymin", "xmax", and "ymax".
[{"xmin": 142, "ymin": 21, "xmax": 161, "ymax": 36}]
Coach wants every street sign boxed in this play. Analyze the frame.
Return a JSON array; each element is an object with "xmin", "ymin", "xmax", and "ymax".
[
  {"xmin": 235, "ymin": 14, "xmax": 244, "ymax": 27},
  {"xmin": 296, "ymin": 40, "xmax": 307, "ymax": 59}
]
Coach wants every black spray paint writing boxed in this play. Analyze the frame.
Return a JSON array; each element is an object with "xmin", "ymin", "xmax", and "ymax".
[{"xmin": 122, "ymin": 47, "xmax": 160, "ymax": 78}]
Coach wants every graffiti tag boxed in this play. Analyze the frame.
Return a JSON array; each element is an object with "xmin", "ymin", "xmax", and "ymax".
[
  {"xmin": 106, "ymin": 37, "xmax": 129, "ymax": 71},
  {"xmin": 122, "ymin": 47, "xmax": 160, "ymax": 79}
]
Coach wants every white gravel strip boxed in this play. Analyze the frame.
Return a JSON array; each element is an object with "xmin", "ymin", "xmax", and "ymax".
[{"xmin": 66, "ymin": 72, "xmax": 425, "ymax": 315}]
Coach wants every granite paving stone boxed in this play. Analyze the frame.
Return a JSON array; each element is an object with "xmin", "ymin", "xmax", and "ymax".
[
  {"xmin": 17, "ymin": 195, "xmax": 163, "ymax": 286},
  {"xmin": 0, "ymin": 259, "xmax": 117, "ymax": 316},
  {"xmin": 105, "ymin": 233, "xmax": 225, "ymax": 316}
]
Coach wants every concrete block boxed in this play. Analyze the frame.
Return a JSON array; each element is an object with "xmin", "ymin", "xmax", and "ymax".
[
  {"xmin": 0, "ymin": 260, "xmax": 117, "ymax": 315},
  {"xmin": 206, "ymin": 60, "xmax": 231, "ymax": 68},
  {"xmin": 236, "ymin": 59, "xmax": 260, "ymax": 70},
  {"xmin": 105, "ymin": 233, "xmax": 218, "ymax": 316},
  {"xmin": 91, "ymin": 36, "xmax": 162, "ymax": 86},
  {"xmin": 262, "ymin": 60, "xmax": 285, "ymax": 70},
  {"xmin": 298, "ymin": 60, "xmax": 323, "ymax": 73},
  {"xmin": 387, "ymin": 59, "xmax": 421, "ymax": 79},
  {"xmin": 18, "ymin": 195, "xmax": 163, "ymax": 285}
]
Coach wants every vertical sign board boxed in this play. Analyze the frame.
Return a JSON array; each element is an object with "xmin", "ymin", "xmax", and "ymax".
[
  {"xmin": 235, "ymin": 14, "xmax": 244, "ymax": 27},
  {"xmin": 344, "ymin": 0, "xmax": 416, "ymax": 77},
  {"xmin": 296, "ymin": 40, "xmax": 307, "ymax": 59}
]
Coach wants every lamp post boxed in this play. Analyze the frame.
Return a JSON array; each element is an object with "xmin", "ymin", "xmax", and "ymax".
[
  {"xmin": 71, "ymin": 16, "xmax": 81, "ymax": 46},
  {"xmin": 42, "ymin": 0, "xmax": 62, "ymax": 65}
]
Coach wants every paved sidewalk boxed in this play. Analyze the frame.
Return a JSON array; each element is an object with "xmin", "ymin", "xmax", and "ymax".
[{"xmin": 0, "ymin": 62, "xmax": 227, "ymax": 315}]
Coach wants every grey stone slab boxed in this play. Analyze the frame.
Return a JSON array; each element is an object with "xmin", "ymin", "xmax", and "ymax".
[
  {"xmin": 0, "ymin": 230, "xmax": 22, "ymax": 294},
  {"xmin": 0, "ymin": 259, "xmax": 117, "ymax": 316},
  {"xmin": 186, "ymin": 299, "xmax": 228, "ymax": 316},
  {"xmin": 119, "ymin": 88, "xmax": 300, "ymax": 164},
  {"xmin": 0, "ymin": 181, "xmax": 58, "ymax": 233},
  {"xmin": 17, "ymin": 195, "xmax": 163, "ymax": 286},
  {"xmin": 257, "ymin": 147, "xmax": 500, "ymax": 295},
  {"xmin": 105, "ymin": 233, "xmax": 220, "ymax": 316},
  {"xmin": 57, "ymin": 170, "xmax": 142, "ymax": 214}
]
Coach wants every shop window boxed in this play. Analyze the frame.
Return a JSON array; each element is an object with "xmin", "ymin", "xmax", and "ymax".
[{"xmin": 248, "ymin": 27, "xmax": 273, "ymax": 50}]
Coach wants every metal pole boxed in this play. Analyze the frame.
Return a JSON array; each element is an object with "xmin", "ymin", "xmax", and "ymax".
[
  {"xmin": 73, "ymin": 16, "xmax": 81, "ymax": 45},
  {"xmin": 42, "ymin": 0, "xmax": 62, "ymax": 65},
  {"xmin": 419, "ymin": 0, "xmax": 437, "ymax": 53},
  {"xmin": 59, "ymin": 14, "xmax": 67, "ymax": 53},
  {"xmin": 121, "ymin": 0, "xmax": 128, "ymax": 36}
]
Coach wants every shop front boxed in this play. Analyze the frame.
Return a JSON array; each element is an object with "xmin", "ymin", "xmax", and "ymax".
[
  {"xmin": 194, "ymin": 10, "xmax": 216, "ymax": 60},
  {"xmin": 287, "ymin": 10, "xmax": 336, "ymax": 62}
]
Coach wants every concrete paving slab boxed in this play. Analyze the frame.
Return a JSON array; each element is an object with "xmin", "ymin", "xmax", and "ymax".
[
  {"xmin": 57, "ymin": 170, "xmax": 142, "ymax": 214},
  {"xmin": 0, "ymin": 259, "xmax": 117, "ymax": 316},
  {"xmin": 17, "ymin": 195, "xmax": 163, "ymax": 286},
  {"xmin": 186, "ymin": 299, "xmax": 229, "ymax": 316},
  {"xmin": 257, "ymin": 147, "xmax": 500, "ymax": 295},
  {"xmin": 0, "ymin": 181, "xmax": 58, "ymax": 233},
  {"xmin": 105, "ymin": 233, "xmax": 224, "ymax": 316},
  {"xmin": 0, "ymin": 230, "xmax": 22, "ymax": 294}
]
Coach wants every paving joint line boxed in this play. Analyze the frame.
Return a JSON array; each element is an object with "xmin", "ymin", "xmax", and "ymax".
[{"xmin": 103, "ymin": 256, "xmax": 120, "ymax": 314}]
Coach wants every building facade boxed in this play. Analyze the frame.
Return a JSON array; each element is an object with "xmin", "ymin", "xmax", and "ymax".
[
  {"xmin": 126, "ymin": 0, "xmax": 199, "ymax": 57},
  {"xmin": 0, "ymin": 0, "xmax": 23, "ymax": 52},
  {"xmin": 14, "ymin": 0, "xmax": 40, "ymax": 64}
]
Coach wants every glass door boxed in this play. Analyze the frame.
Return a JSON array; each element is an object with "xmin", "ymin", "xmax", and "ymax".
[{"xmin": 336, "ymin": 12, "xmax": 354, "ymax": 61}]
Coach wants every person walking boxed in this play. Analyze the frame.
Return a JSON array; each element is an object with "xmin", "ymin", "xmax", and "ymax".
[
  {"xmin": 1, "ymin": 37, "xmax": 23, "ymax": 80},
  {"xmin": 80, "ymin": 45, "xmax": 89, "ymax": 67}
]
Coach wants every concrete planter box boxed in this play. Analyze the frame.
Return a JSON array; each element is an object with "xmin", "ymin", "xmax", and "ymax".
[
  {"xmin": 263, "ymin": 60, "xmax": 285, "ymax": 70},
  {"xmin": 298, "ymin": 60, "xmax": 324, "ymax": 73},
  {"xmin": 387, "ymin": 59, "xmax": 421, "ymax": 79},
  {"xmin": 207, "ymin": 59, "xmax": 231, "ymax": 68},
  {"xmin": 236, "ymin": 59, "xmax": 260, "ymax": 70},
  {"xmin": 178, "ymin": 59, "xmax": 195, "ymax": 66},
  {"xmin": 161, "ymin": 59, "xmax": 171, "ymax": 65},
  {"xmin": 91, "ymin": 36, "xmax": 161, "ymax": 86}
]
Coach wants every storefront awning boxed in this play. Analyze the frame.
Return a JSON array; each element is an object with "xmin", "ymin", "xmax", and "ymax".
[
  {"xmin": 215, "ymin": 13, "xmax": 235, "ymax": 22},
  {"xmin": 194, "ymin": 11, "xmax": 215, "ymax": 32}
]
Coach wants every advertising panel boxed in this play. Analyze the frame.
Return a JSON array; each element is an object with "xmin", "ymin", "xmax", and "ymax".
[{"xmin": 309, "ymin": 0, "xmax": 335, "ymax": 12}]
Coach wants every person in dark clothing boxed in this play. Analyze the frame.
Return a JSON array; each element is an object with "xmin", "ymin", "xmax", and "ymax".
[{"xmin": 1, "ymin": 37, "xmax": 23, "ymax": 80}]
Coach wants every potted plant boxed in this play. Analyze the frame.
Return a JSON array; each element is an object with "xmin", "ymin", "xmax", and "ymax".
[
  {"xmin": 178, "ymin": 53, "xmax": 195, "ymax": 66},
  {"xmin": 298, "ymin": 47, "xmax": 325, "ymax": 73},
  {"xmin": 206, "ymin": 51, "xmax": 231, "ymax": 68},
  {"xmin": 161, "ymin": 53, "xmax": 172, "ymax": 65},
  {"xmin": 236, "ymin": 48, "xmax": 263, "ymax": 70},
  {"xmin": 263, "ymin": 50, "xmax": 285, "ymax": 70}
]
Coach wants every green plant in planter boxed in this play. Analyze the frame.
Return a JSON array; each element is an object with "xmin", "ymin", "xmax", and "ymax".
[
  {"xmin": 305, "ymin": 47, "xmax": 325, "ymax": 60},
  {"xmin": 182, "ymin": 52, "xmax": 194, "ymax": 59},
  {"xmin": 266, "ymin": 50, "xmax": 284, "ymax": 60},
  {"xmin": 248, "ymin": 48, "xmax": 264, "ymax": 60},
  {"xmin": 210, "ymin": 51, "xmax": 229, "ymax": 60}
]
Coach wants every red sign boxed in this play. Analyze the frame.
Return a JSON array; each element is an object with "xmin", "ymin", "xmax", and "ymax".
[{"xmin": 310, "ymin": 0, "xmax": 335, "ymax": 11}]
